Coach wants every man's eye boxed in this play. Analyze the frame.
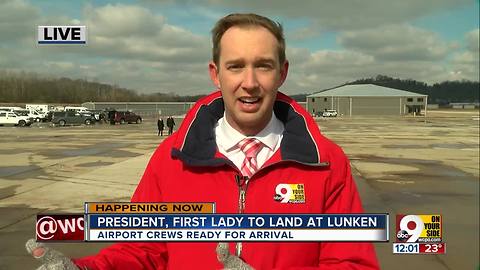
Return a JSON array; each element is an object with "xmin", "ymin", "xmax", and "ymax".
[
  {"xmin": 227, "ymin": 65, "xmax": 242, "ymax": 70},
  {"xmin": 258, "ymin": 64, "xmax": 273, "ymax": 70}
]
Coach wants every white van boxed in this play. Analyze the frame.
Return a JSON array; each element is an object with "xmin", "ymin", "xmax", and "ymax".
[
  {"xmin": 0, "ymin": 111, "xmax": 32, "ymax": 126},
  {"xmin": 13, "ymin": 108, "xmax": 46, "ymax": 122},
  {"xmin": 26, "ymin": 104, "xmax": 50, "ymax": 113}
]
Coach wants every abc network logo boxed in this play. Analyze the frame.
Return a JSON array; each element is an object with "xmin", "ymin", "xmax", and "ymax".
[
  {"xmin": 37, "ymin": 26, "xmax": 87, "ymax": 45},
  {"xmin": 36, "ymin": 215, "xmax": 84, "ymax": 240}
]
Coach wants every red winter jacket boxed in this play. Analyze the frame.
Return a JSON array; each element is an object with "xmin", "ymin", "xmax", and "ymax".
[{"xmin": 74, "ymin": 91, "xmax": 379, "ymax": 270}]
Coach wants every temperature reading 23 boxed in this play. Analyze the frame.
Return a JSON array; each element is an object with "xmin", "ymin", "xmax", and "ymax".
[
  {"xmin": 420, "ymin": 243, "xmax": 445, "ymax": 254},
  {"xmin": 426, "ymin": 244, "xmax": 438, "ymax": 253}
]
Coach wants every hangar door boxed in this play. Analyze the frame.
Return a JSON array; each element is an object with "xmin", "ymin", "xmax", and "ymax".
[{"xmin": 352, "ymin": 97, "xmax": 400, "ymax": 115}]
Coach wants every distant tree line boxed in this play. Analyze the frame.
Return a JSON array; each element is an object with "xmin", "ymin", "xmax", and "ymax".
[
  {"xmin": 0, "ymin": 71, "xmax": 477, "ymax": 104},
  {"xmin": 345, "ymin": 75, "xmax": 479, "ymax": 104},
  {"xmin": 0, "ymin": 71, "xmax": 206, "ymax": 104}
]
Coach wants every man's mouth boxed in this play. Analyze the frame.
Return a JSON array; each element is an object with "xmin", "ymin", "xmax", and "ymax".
[{"xmin": 239, "ymin": 97, "xmax": 260, "ymax": 104}]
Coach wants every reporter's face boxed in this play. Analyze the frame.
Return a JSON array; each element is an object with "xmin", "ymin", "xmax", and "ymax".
[{"xmin": 209, "ymin": 26, "xmax": 288, "ymax": 136}]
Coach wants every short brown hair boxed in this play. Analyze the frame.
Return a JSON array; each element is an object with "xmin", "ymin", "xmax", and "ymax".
[{"xmin": 211, "ymin": 13, "xmax": 286, "ymax": 66}]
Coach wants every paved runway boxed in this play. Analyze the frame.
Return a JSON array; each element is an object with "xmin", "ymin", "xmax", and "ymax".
[{"xmin": 0, "ymin": 111, "xmax": 478, "ymax": 269}]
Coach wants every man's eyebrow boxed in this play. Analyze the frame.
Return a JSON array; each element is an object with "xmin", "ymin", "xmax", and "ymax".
[
  {"xmin": 224, "ymin": 59, "xmax": 244, "ymax": 65},
  {"xmin": 224, "ymin": 58, "xmax": 276, "ymax": 65},
  {"xmin": 255, "ymin": 58, "xmax": 275, "ymax": 65},
  {"xmin": 225, "ymin": 57, "xmax": 275, "ymax": 65}
]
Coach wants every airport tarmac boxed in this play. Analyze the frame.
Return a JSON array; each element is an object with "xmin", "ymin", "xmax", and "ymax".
[{"xmin": 0, "ymin": 110, "xmax": 478, "ymax": 270}]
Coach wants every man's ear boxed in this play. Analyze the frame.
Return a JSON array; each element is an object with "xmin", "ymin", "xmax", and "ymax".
[
  {"xmin": 208, "ymin": 61, "xmax": 220, "ymax": 89},
  {"xmin": 278, "ymin": 60, "xmax": 289, "ymax": 88}
]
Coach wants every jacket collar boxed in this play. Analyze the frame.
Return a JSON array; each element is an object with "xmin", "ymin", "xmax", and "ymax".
[{"xmin": 171, "ymin": 91, "xmax": 324, "ymax": 167}]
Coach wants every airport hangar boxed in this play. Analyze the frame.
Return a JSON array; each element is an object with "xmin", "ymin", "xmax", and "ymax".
[{"xmin": 306, "ymin": 84, "xmax": 428, "ymax": 116}]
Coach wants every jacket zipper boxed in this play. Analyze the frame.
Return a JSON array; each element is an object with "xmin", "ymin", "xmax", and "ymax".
[{"xmin": 235, "ymin": 174, "xmax": 249, "ymax": 257}]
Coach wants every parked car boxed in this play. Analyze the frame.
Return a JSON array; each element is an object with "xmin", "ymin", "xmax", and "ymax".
[
  {"xmin": 0, "ymin": 111, "xmax": 33, "ymax": 126},
  {"xmin": 88, "ymin": 110, "xmax": 107, "ymax": 122},
  {"xmin": 12, "ymin": 109, "xmax": 46, "ymax": 122},
  {"xmin": 51, "ymin": 111, "xmax": 94, "ymax": 126},
  {"xmin": 109, "ymin": 111, "xmax": 142, "ymax": 124},
  {"xmin": 78, "ymin": 110, "xmax": 94, "ymax": 119},
  {"xmin": 322, "ymin": 109, "xmax": 338, "ymax": 117}
]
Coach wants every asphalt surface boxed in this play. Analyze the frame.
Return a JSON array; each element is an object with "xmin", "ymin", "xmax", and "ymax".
[{"xmin": 0, "ymin": 111, "xmax": 478, "ymax": 270}]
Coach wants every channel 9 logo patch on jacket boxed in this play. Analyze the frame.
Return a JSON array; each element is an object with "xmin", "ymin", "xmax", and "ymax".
[
  {"xmin": 274, "ymin": 183, "xmax": 305, "ymax": 203},
  {"xmin": 393, "ymin": 214, "xmax": 446, "ymax": 254},
  {"xmin": 37, "ymin": 26, "xmax": 87, "ymax": 44},
  {"xmin": 36, "ymin": 214, "xmax": 84, "ymax": 241}
]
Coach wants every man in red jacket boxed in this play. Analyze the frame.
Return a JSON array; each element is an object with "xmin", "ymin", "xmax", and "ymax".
[{"xmin": 27, "ymin": 13, "xmax": 379, "ymax": 269}]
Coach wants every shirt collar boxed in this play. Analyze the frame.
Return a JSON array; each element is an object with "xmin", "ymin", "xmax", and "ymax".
[{"xmin": 216, "ymin": 112, "xmax": 284, "ymax": 152}]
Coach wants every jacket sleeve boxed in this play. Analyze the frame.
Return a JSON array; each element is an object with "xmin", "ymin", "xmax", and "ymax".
[
  {"xmin": 72, "ymin": 147, "xmax": 169, "ymax": 270},
  {"xmin": 314, "ymin": 147, "xmax": 380, "ymax": 270}
]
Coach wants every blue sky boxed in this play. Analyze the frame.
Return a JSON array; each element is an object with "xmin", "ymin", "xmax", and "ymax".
[
  {"xmin": 413, "ymin": 2, "xmax": 479, "ymax": 41},
  {"xmin": 0, "ymin": 0, "xmax": 478, "ymax": 95}
]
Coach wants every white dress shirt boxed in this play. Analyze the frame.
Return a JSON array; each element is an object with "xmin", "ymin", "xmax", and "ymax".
[{"xmin": 215, "ymin": 112, "xmax": 284, "ymax": 172}]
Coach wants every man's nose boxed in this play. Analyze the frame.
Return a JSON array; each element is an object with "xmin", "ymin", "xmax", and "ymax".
[{"xmin": 241, "ymin": 68, "xmax": 259, "ymax": 90}]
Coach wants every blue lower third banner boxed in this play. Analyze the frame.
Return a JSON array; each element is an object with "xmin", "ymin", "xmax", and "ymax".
[{"xmin": 86, "ymin": 214, "xmax": 389, "ymax": 242}]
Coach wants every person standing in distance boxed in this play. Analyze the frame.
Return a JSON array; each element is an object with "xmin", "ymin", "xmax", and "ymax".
[
  {"xmin": 157, "ymin": 117, "xmax": 164, "ymax": 136},
  {"xmin": 166, "ymin": 116, "xmax": 175, "ymax": 135},
  {"xmin": 27, "ymin": 13, "xmax": 379, "ymax": 270}
]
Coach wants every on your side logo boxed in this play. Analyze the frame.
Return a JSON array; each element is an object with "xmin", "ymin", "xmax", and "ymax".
[
  {"xmin": 274, "ymin": 183, "xmax": 305, "ymax": 203},
  {"xmin": 37, "ymin": 26, "xmax": 87, "ymax": 45}
]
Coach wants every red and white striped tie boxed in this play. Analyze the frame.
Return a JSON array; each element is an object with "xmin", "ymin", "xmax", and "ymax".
[{"xmin": 238, "ymin": 138, "xmax": 264, "ymax": 178}]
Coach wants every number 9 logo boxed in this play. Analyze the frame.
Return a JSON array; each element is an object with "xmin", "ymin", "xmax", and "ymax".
[
  {"xmin": 275, "ymin": 184, "xmax": 293, "ymax": 203},
  {"xmin": 399, "ymin": 215, "xmax": 424, "ymax": 242}
]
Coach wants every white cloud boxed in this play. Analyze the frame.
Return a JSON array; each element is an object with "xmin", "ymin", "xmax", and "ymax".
[
  {"xmin": 203, "ymin": 0, "xmax": 471, "ymax": 30},
  {"xmin": 281, "ymin": 47, "xmax": 465, "ymax": 93},
  {"xmin": 338, "ymin": 24, "xmax": 451, "ymax": 61},
  {"xmin": 283, "ymin": 49, "xmax": 376, "ymax": 91},
  {"xmin": 465, "ymin": 28, "xmax": 479, "ymax": 52},
  {"xmin": 286, "ymin": 26, "xmax": 320, "ymax": 41},
  {"xmin": 0, "ymin": 0, "xmax": 40, "ymax": 41},
  {"xmin": 449, "ymin": 29, "xmax": 480, "ymax": 81},
  {"xmin": 87, "ymin": 59, "xmax": 212, "ymax": 93},
  {"xmin": 81, "ymin": 3, "xmax": 210, "ymax": 63},
  {"xmin": 85, "ymin": 4, "xmax": 164, "ymax": 38}
]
